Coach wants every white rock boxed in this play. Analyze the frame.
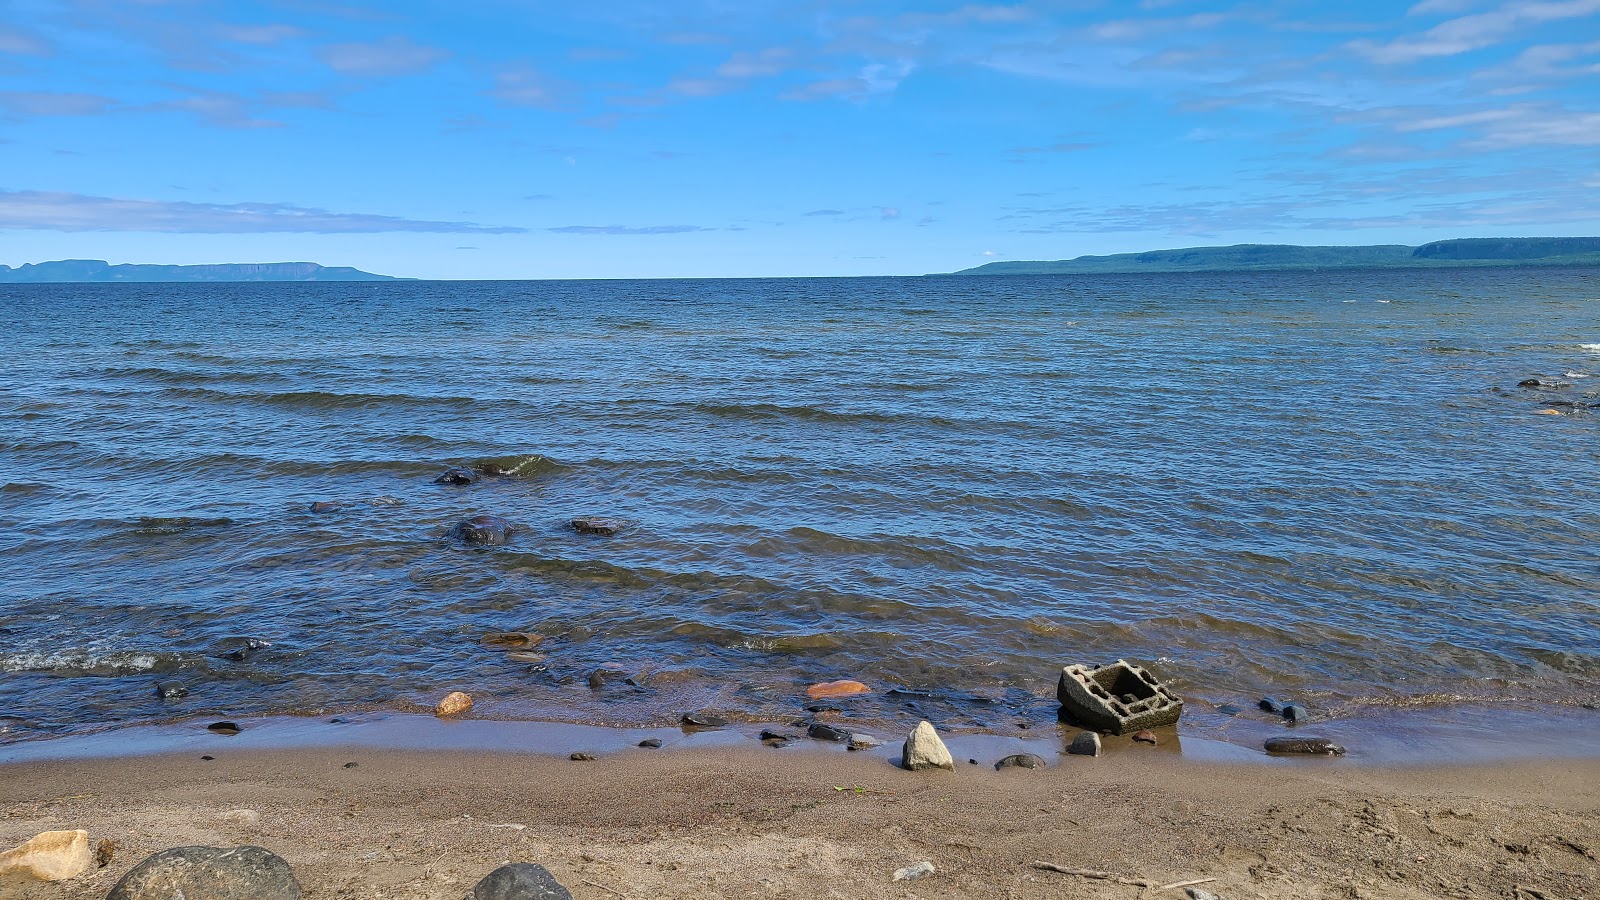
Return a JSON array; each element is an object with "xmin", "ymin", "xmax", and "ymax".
[
  {"xmin": 892, "ymin": 861, "xmax": 935, "ymax": 882},
  {"xmin": 901, "ymin": 720, "xmax": 954, "ymax": 771},
  {"xmin": 0, "ymin": 829, "xmax": 92, "ymax": 882},
  {"xmin": 217, "ymin": 808, "xmax": 261, "ymax": 826}
]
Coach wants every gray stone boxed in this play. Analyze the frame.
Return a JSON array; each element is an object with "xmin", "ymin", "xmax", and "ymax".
[
  {"xmin": 450, "ymin": 515, "xmax": 514, "ymax": 546},
  {"xmin": 469, "ymin": 863, "xmax": 573, "ymax": 900},
  {"xmin": 637, "ymin": 738, "xmax": 662, "ymax": 749},
  {"xmin": 1186, "ymin": 889, "xmax": 1222, "ymax": 900},
  {"xmin": 1264, "ymin": 736, "xmax": 1345, "ymax": 755},
  {"xmin": 995, "ymin": 753, "xmax": 1045, "ymax": 770},
  {"xmin": 1057, "ymin": 660, "xmax": 1182, "ymax": 735},
  {"xmin": 1281, "ymin": 703, "xmax": 1307, "ymax": 723},
  {"xmin": 1258, "ymin": 696, "xmax": 1283, "ymax": 714},
  {"xmin": 681, "ymin": 712, "xmax": 728, "ymax": 728},
  {"xmin": 891, "ymin": 861, "xmax": 935, "ymax": 882},
  {"xmin": 107, "ymin": 846, "xmax": 300, "ymax": 900},
  {"xmin": 901, "ymin": 720, "xmax": 954, "ymax": 771},
  {"xmin": 156, "ymin": 681, "xmax": 188, "ymax": 699},
  {"xmin": 847, "ymin": 734, "xmax": 882, "ymax": 751},
  {"xmin": 1068, "ymin": 730, "xmax": 1102, "ymax": 756}
]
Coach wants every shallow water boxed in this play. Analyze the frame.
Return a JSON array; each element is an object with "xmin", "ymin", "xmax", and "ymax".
[{"xmin": 2, "ymin": 269, "xmax": 1597, "ymax": 742}]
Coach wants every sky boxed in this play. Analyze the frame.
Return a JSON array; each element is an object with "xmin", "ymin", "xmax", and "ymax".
[{"xmin": 1, "ymin": 0, "xmax": 1598, "ymax": 279}]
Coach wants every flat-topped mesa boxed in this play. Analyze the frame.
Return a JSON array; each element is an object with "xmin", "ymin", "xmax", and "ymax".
[{"xmin": 1057, "ymin": 659, "xmax": 1183, "ymax": 735}]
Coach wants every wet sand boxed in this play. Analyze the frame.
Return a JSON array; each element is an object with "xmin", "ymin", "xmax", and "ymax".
[{"xmin": 3, "ymin": 736, "xmax": 1597, "ymax": 899}]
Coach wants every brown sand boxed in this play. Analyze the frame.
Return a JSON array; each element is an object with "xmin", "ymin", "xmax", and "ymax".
[{"xmin": 2, "ymin": 746, "xmax": 1596, "ymax": 899}]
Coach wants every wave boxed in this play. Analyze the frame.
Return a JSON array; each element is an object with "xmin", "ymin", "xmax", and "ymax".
[
  {"xmin": 158, "ymin": 387, "xmax": 482, "ymax": 410},
  {"xmin": 0, "ymin": 649, "xmax": 191, "ymax": 676}
]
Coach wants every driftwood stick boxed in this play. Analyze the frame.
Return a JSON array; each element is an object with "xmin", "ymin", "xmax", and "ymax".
[
  {"xmin": 1031, "ymin": 861, "xmax": 1151, "ymax": 887},
  {"xmin": 1155, "ymin": 877, "xmax": 1218, "ymax": 892}
]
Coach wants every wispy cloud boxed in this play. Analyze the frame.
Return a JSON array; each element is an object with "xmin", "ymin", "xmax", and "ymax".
[
  {"xmin": 547, "ymin": 224, "xmax": 712, "ymax": 235},
  {"xmin": 0, "ymin": 191, "xmax": 526, "ymax": 233},
  {"xmin": 0, "ymin": 25, "xmax": 52, "ymax": 55},
  {"xmin": 1352, "ymin": 0, "xmax": 1600, "ymax": 64},
  {"xmin": 487, "ymin": 65, "xmax": 571, "ymax": 108},
  {"xmin": 320, "ymin": 35, "xmax": 447, "ymax": 77},
  {"xmin": 0, "ymin": 91, "xmax": 117, "ymax": 117}
]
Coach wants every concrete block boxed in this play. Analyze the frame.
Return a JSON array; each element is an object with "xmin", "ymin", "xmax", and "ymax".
[{"xmin": 1057, "ymin": 659, "xmax": 1183, "ymax": 735}]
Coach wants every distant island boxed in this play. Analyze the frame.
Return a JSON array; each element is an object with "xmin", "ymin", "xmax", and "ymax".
[
  {"xmin": 947, "ymin": 237, "xmax": 1600, "ymax": 275},
  {"xmin": 0, "ymin": 259, "xmax": 405, "ymax": 283}
]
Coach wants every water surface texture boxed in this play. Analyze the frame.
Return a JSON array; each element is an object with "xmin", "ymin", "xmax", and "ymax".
[{"xmin": 3, "ymin": 270, "xmax": 1597, "ymax": 739}]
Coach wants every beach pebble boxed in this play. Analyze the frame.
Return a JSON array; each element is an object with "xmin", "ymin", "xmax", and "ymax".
[
  {"xmin": 1132, "ymin": 730, "xmax": 1158, "ymax": 745},
  {"xmin": 107, "ymin": 846, "xmax": 300, "ymax": 900},
  {"xmin": 1068, "ymin": 731, "xmax": 1102, "ymax": 757},
  {"xmin": 847, "ymin": 734, "xmax": 883, "ymax": 751},
  {"xmin": 435, "ymin": 691, "xmax": 474, "ymax": 717},
  {"xmin": 570, "ymin": 517, "xmax": 625, "ymax": 536},
  {"xmin": 0, "ymin": 829, "xmax": 92, "ymax": 882},
  {"xmin": 569, "ymin": 752, "xmax": 596, "ymax": 761},
  {"xmin": 805, "ymin": 679, "xmax": 871, "ymax": 700},
  {"xmin": 995, "ymin": 753, "xmax": 1046, "ymax": 770},
  {"xmin": 434, "ymin": 467, "xmax": 478, "ymax": 485},
  {"xmin": 468, "ymin": 862, "xmax": 573, "ymax": 900},
  {"xmin": 207, "ymin": 721, "xmax": 242, "ymax": 735},
  {"xmin": 450, "ymin": 515, "xmax": 515, "ymax": 546},
  {"xmin": 1264, "ymin": 736, "xmax": 1345, "ymax": 755},
  {"xmin": 95, "ymin": 839, "xmax": 116, "ymax": 869},
  {"xmin": 807, "ymin": 722, "xmax": 851, "ymax": 743},
  {"xmin": 1186, "ymin": 889, "xmax": 1223, "ymax": 900},
  {"xmin": 901, "ymin": 720, "xmax": 954, "ymax": 771},
  {"xmin": 155, "ymin": 680, "xmax": 188, "ymax": 699},
  {"xmin": 681, "ymin": 712, "xmax": 728, "ymax": 728},
  {"xmin": 217, "ymin": 809, "xmax": 261, "ymax": 827},
  {"xmin": 343, "ymin": 762, "xmax": 359, "ymax": 768},
  {"xmin": 891, "ymin": 861, "xmax": 935, "ymax": 882},
  {"xmin": 638, "ymin": 738, "xmax": 662, "ymax": 749}
]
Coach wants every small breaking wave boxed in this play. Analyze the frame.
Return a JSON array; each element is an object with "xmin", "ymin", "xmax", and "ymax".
[{"xmin": 0, "ymin": 649, "xmax": 189, "ymax": 676}]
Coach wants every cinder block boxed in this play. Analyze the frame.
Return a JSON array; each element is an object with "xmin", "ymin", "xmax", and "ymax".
[{"xmin": 1057, "ymin": 659, "xmax": 1183, "ymax": 735}]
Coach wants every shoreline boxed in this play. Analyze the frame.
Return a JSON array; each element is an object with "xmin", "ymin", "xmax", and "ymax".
[{"xmin": 3, "ymin": 739, "xmax": 1596, "ymax": 899}]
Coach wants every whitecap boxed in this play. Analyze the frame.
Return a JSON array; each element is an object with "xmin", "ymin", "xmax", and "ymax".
[
  {"xmin": 0, "ymin": 650, "xmax": 169, "ymax": 675},
  {"xmin": 1566, "ymin": 371, "xmax": 1592, "ymax": 378},
  {"xmin": 1580, "ymin": 343, "xmax": 1600, "ymax": 352}
]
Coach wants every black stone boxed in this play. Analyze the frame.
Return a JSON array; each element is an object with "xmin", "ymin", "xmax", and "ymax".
[
  {"xmin": 210, "ymin": 637, "xmax": 271, "ymax": 662},
  {"xmin": 207, "ymin": 721, "xmax": 242, "ymax": 735},
  {"xmin": 343, "ymin": 762, "xmax": 359, "ymax": 769},
  {"xmin": 469, "ymin": 863, "xmax": 573, "ymax": 900},
  {"xmin": 450, "ymin": 515, "xmax": 515, "ymax": 546},
  {"xmin": 1518, "ymin": 379, "xmax": 1542, "ymax": 388},
  {"xmin": 1264, "ymin": 736, "xmax": 1345, "ymax": 755},
  {"xmin": 1258, "ymin": 696, "xmax": 1284, "ymax": 714},
  {"xmin": 807, "ymin": 723, "xmax": 850, "ymax": 742},
  {"xmin": 759, "ymin": 729, "xmax": 799, "ymax": 743},
  {"xmin": 107, "ymin": 845, "xmax": 301, "ymax": 900},
  {"xmin": 200, "ymin": 755, "xmax": 215, "ymax": 761},
  {"xmin": 308, "ymin": 501, "xmax": 341, "ymax": 513},
  {"xmin": 995, "ymin": 753, "xmax": 1046, "ymax": 770},
  {"xmin": 681, "ymin": 712, "xmax": 728, "ymax": 728},
  {"xmin": 1281, "ymin": 703, "xmax": 1308, "ymax": 723},
  {"xmin": 637, "ymin": 738, "xmax": 663, "ymax": 749},
  {"xmin": 434, "ymin": 467, "xmax": 478, "ymax": 486},
  {"xmin": 156, "ymin": 681, "xmax": 188, "ymax": 699}
]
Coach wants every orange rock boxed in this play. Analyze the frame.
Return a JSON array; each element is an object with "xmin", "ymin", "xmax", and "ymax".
[
  {"xmin": 1535, "ymin": 409, "xmax": 1563, "ymax": 415},
  {"xmin": 435, "ymin": 691, "xmax": 474, "ymax": 717},
  {"xmin": 806, "ymin": 680, "xmax": 870, "ymax": 700}
]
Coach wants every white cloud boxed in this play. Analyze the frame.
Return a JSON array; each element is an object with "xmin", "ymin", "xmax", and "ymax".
[
  {"xmin": 1353, "ymin": 0, "xmax": 1600, "ymax": 64},
  {"xmin": 320, "ymin": 36, "xmax": 447, "ymax": 77}
]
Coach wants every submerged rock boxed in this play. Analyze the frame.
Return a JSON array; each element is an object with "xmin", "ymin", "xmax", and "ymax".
[
  {"xmin": 107, "ymin": 846, "xmax": 300, "ymax": 900},
  {"xmin": 1264, "ymin": 736, "xmax": 1345, "ymax": 755},
  {"xmin": 901, "ymin": 720, "xmax": 954, "ymax": 771},
  {"xmin": 1281, "ymin": 703, "xmax": 1308, "ymax": 723},
  {"xmin": 435, "ymin": 691, "xmax": 474, "ymax": 717},
  {"xmin": 681, "ymin": 712, "xmax": 728, "ymax": 728},
  {"xmin": 207, "ymin": 721, "xmax": 242, "ymax": 735},
  {"xmin": 450, "ymin": 515, "xmax": 515, "ymax": 546},
  {"xmin": 0, "ymin": 830, "xmax": 92, "ymax": 882},
  {"xmin": 570, "ymin": 517, "xmax": 625, "ymax": 536},
  {"xmin": 155, "ymin": 680, "xmax": 189, "ymax": 699},
  {"xmin": 482, "ymin": 632, "xmax": 543, "ymax": 648},
  {"xmin": 805, "ymin": 679, "xmax": 870, "ymax": 700},
  {"xmin": 307, "ymin": 501, "xmax": 342, "ymax": 513},
  {"xmin": 469, "ymin": 863, "xmax": 573, "ymax": 900},
  {"xmin": 1068, "ymin": 730, "xmax": 1102, "ymax": 757},
  {"xmin": 210, "ymin": 637, "xmax": 271, "ymax": 662},
  {"xmin": 637, "ymin": 738, "xmax": 663, "ymax": 749},
  {"xmin": 995, "ymin": 753, "xmax": 1046, "ymax": 770},
  {"xmin": 433, "ymin": 467, "xmax": 478, "ymax": 486},
  {"xmin": 1258, "ymin": 696, "xmax": 1284, "ymax": 714}
]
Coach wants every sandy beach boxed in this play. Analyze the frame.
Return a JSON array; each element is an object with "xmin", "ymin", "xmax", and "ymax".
[{"xmin": 2, "ymin": 734, "xmax": 1596, "ymax": 900}]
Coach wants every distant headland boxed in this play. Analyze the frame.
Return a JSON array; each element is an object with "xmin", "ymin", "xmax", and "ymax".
[
  {"xmin": 947, "ymin": 237, "xmax": 1600, "ymax": 276},
  {"xmin": 0, "ymin": 259, "xmax": 405, "ymax": 283}
]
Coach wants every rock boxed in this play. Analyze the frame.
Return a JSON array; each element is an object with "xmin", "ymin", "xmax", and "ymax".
[
  {"xmin": 1281, "ymin": 703, "xmax": 1307, "ymax": 723},
  {"xmin": 760, "ymin": 729, "xmax": 799, "ymax": 744},
  {"xmin": 1068, "ymin": 730, "xmax": 1102, "ymax": 756},
  {"xmin": 891, "ymin": 861, "xmax": 935, "ymax": 882},
  {"xmin": 201, "ymin": 755, "xmax": 215, "ymax": 761},
  {"xmin": 0, "ymin": 829, "xmax": 92, "ymax": 882},
  {"xmin": 434, "ymin": 467, "xmax": 478, "ymax": 485},
  {"xmin": 1132, "ymin": 730, "xmax": 1158, "ymax": 745},
  {"xmin": 218, "ymin": 809, "xmax": 260, "ymax": 827},
  {"xmin": 1187, "ymin": 889, "xmax": 1222, "ymax": 900},
  {"xmin": 482, "ymin": 632, "xmax": 543, "ymax": 648},
  {"xmin": 106, "ymin": 845, "xmax": 300, "ymax": 900},
  {"xmin": 1535, "ymin": 408, "xmax": 1564, "ymax": 415},
  {"xmin": 587, "ymin": 668, "xmax": 626, "ymax": 690},
  {"xmin": 95, "ymin": 839, "xmax": 116, "ymax": 868},
  {"xmin": 569, "ymin": 752, "xmax": 596, "ymax": 761},
  {"xmin": 637, "ymin": 738, "xmax": 662, "ymax": 749},
  {"xmin": 307, "ymin": 501, "xmax": 341, "ymax": 513},
  {"xmin": 1216, "ymin": 704, "xmax": 1244, "ymax": 716},
  {"xmin": 1264, "ymin": 736, "xmax": 1345, "ymax": 755},
  {"xmin": 681, "ymin": 712, "xmax": 727, "ymax": 728},
  {"xmin": 450, "ymin": 515, "xmax": 515, "ymax": 546},
  {"xmin": 807, "ymin": 723, "xmax": 851, "ymax": 743},
  {"xmin": 343, "ymin": 762, "xmax": 359, "ymax": 768},
  {"xmin": 847, "ymin": 734, "xmax": 882, "ymax": 751},
  {"xmin": 211, "ymin": 637, "xmax": 271, "ymax": 662},
  {"xmin": 805, "ymin": 680, "xmax": 870, "ymax": 700},
  {"xmin": 1259, "ymin": 696, "xmax": 1283, "ymax": 714},
  {"xmin": 435, "ymin": 691, "xmax": 474, "ymax": 717},
  {"xmin": 901, "ymin": 720, "xmax": 954, "ymax": 771},
  {"xmin": 995, "ymin": 753, "xmax": 1046, "ymax": 770},
  {"xmin": 207, "ymin": 721, "xmax": 242, "ymax": 735},
  {"xmin": 468, "ymin": 863, "xmax": 573, "ymax": 900},
  {"xmin": 570, "ymin": 517, "xmax": 624, "ymax": 536},
  {"xmin": 156, "ymin": 680, "xmax": 189, "ymax": 699}
]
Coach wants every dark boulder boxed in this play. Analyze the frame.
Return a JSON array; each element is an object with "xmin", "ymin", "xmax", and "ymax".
[
  {"xmin": 807, "ymin": 722, "xmax": 851, "ymax": 742},
  {"xmin": 469, "ymin": 863, "xmax": 572, "ymax": 900},
  {"xmin": 450, "ymin": 515, "xmax": 515, "ymax": 546},
  {"xmin": 156, "ymin": 681, "xmax": 189, "ymax": 699},
  {"xmin": 106, "ymin": 845, "xmax": 300, "ymax": 900},
  {"xmin": 433, "ymin": 467, "xmax": 478, "ymax": 486},
  {"xmin": 570, "ymin": 517, "xmax": 624, "ymax": 536}
]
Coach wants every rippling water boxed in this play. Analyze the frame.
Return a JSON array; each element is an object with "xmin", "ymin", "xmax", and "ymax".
[{"xmin": 2, "ymin": 270, "xmax": 1597, "ymax": 740}]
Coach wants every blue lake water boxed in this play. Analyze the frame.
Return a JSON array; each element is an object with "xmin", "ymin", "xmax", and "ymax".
[{"xmin": 2, "ymin": 269, "xmax": 1597, "ymax": 742}]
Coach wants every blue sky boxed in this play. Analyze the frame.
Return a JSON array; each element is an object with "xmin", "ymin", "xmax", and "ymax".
[{"xmin": 2, "ymin": 0, "xmax": 1598, "ymax": 278}]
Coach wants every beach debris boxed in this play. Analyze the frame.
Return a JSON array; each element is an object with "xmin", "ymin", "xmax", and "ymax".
[
  {"xmin": 901, "ymin": 720, "xmax": 954, "ymax": 771},
  {"xmin": 1032, "ymin": 862, "xmax": 1217, "ymax": 895},
  {"xmin": 847, "ymin": 734, "xmax": 882, "ymax": 751},
  {"xmin": 1132, "ymin": 730, "xmax": 1159, "ymax": 745},
  {"xmin": 94, "ymin": 839, "xmax": 116, "ymax": 869},
  {"xmin": 207, "ymin": 721, "xmax": 242, "ymax": 735},
  {"xmin": 1068, "ymin": 730, "xmax": 1103, "ymax": 756},
  {"xmin": 637, "ymin": 738, "xmax": 663, "ymax": 749},
  {"xmin": 1264, "ymin": 736, "xmax": 1345, "ymax": 756},
  {"xmin": 681, "ymin": 712, "xmax": 728, "ymax": 728},
  {"xmin": 307, "ymin": 501, "xmax": 342, "ymax": 513},
  {"xmin": 1058, "ymin": 660, "xmax": 1182, "ymax": 735},
  {"xmin": 570, "ymin": 517, "xmax": 625, "ymax": 536},
  {"xmin": 0, "ymin": 830, "xmax": 92, "ymax": 882},
  {"xmin": 210, "ymin": 637, "xmax": 271, "ymax": 662},
  {"xmin": 806, "ymin": 679, "xmax": 870, "ymax": 700},
  {"xmin": 468, "ymin": 862, "xmax": 573, "ymax": 900},
  {"xmin": 450, "ymin": 515, "xmax": 515, "ymax": 546},
  {"xmin": 482, "ymin": 632, "xmax": 543, "ymax": 648},
  {"xmin": 995, "ymin": 753, "xmax": 1046, "ymax": 770},
  {"xmin": 434, "ymin": 466, "xmax": 478, "ymax": 485},
  {"xmin": 569, "ymin": 752, "xmax": 597, "ymax": 761},
  {"xmin": 892, "ymin": 861, "xmax": 936, "ymax": 882},
  {"xmin": 217, "ymin": 809, "xmax": 261, "ymax": 827},
  {"xmin": 435, "ymin": 691, "xmax": 474, "ymax": 717},
  {"xmin": 107, "ymin": 845, "xmax": 301, "ymax": 900},
  {"xmin": 155, "ymin": 680, "xmax": 188, "ymax": 699},
  {"xmin": 807, "ymin": 722, "xmax": 852, "ymax": 743}
]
